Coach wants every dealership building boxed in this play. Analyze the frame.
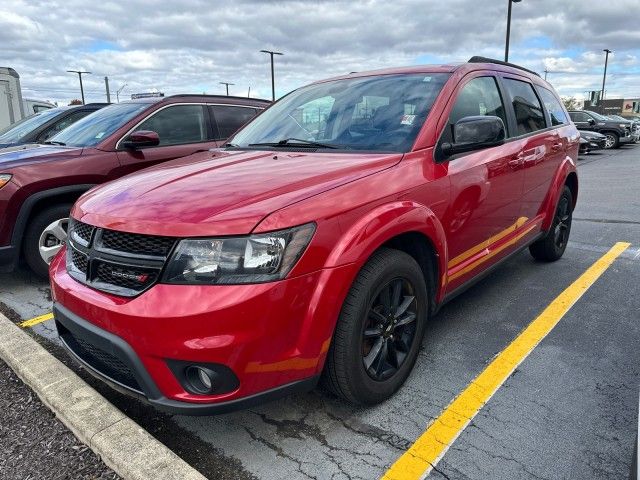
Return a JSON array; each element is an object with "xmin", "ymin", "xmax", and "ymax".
[{"xmin": 583, "ymin": 97, "xmax": 640, "ymax": 117}]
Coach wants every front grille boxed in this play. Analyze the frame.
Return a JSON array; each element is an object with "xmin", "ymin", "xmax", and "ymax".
[
  {"xmin": 66, "ymin": 219, "xmax": 176, "ymax": 297},
  {"xmin": 99, "ymin": 229, "xmax": 175, "ymax": 257},
  {"xmin": 71, "ymin": 249, "xmax": 89, "ymax": 274},
  {"xmin": 58, "ymin": 323, "xmax": 142, "ymax": 393},
  {"xmin": 95, "ymin": 262, "xmax": 158, "ymax": 291}
]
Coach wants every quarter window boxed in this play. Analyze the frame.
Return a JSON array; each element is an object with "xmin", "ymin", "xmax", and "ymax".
[
  {"xmin": 503, "ymin": 78, "xmax": 546, "ymax": 135},
  {"xmin": 538, "ymin": 87, "xmax": 567, "ymax": 126},
  {"xmin": 448, "ymin": 76, "xmax": 508, "ymax": 136},
  {"xmin": 211, "ymin": 106, "xmax": 258, "ymax": 140},
  {"xmin": 137, "ymin": 105, "xmax": 207, "ymax": 146}
]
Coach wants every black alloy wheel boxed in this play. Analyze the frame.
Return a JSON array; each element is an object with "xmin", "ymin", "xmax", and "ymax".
[
  {"xmin": 362, "ymin": 278, "xmax": 418, "ymax": 381},
  {"xmin": 553, "ymin": 194, "xmax": 571, "ymax": 251}
]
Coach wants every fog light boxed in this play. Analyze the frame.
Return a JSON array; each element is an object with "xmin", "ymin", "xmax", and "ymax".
[{"xmin": 185, "ymin": 366, "xmax": 218, "ymax": 394}]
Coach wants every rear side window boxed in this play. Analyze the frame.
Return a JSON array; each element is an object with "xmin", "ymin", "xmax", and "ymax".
[
  {"xmin": 448, "ymin": 76, "xmax": 508, "ymax": 133},
  {"xmin": 210, "ymin": 106, "xmax": 258, "ymax": 140},
  {"xmin": 503, "ymin": 78, "xmax": 546, "ymax": 135},
  {"xmin": 538, "ymin": 87, "xmax": 568, "ymax": 126},
  {"xmin": 138, "ymin": 105, "xmax": 207, "ymax": 146}
]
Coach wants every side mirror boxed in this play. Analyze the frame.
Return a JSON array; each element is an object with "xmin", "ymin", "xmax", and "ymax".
[
  {"xmin": 121, "ymin": 130, "xmax": 160, "ymax": 149},
  {"xmin": 587, "ymin": 118, "xmax": 596, "ymax": 126},
  {"xmin": 441, "ymin": 116, "xmax": 505, "ymax": 156}
]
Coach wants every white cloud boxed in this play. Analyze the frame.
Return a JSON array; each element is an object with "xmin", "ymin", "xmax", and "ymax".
[{"xmin": 2, "ymin": 0, "xmax": 639, "ymax": 105}]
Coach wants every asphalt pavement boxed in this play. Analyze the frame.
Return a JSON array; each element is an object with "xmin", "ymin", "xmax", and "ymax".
[{"xmin": 0, "ymin": 145, "xmax": 638, "ymax": 480}]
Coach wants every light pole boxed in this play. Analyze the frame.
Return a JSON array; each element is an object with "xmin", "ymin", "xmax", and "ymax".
[
  {"xmin": 260, "ymin": 49, "xmax": 283, "ymax": 101},
  {"xmin": 219, "ymin": 82, "xmax": 234, "ymax": 96},
  {"xmin": 504, "ymin": 0, "xmax": 522, "ymax": 63},
  {"xmin": 601, "ymin": 49, "xmax": 612, "ymax": 110},
  {"xmin": 67, "ymin": 70, "xmax": 91, "ymax": 104}
]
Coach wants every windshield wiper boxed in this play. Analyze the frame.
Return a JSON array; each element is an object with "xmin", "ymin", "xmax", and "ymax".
[
  {"xmin": 43, "ymin": 140, "xmax": 66, "ymax": 146},
  {"xmin": 248, "ymin": 138, "xmax": 342, "ymax": 149}
]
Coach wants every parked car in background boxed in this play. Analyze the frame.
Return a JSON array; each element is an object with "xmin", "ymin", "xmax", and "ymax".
[
  {"xmin": 578, "ymin": 130, "xmax": 606, "ymax": 155},
  {"xmin": 0, "ymin": 94, "xmax": 269, "ymax": 277},
  {"xmin": 50, "ymin": 57, "xmax": 579, "ymax": 413},
  {"xmin": 0, "ymin": 104, "xmax": 109, "ymax": 149},
  {"xmin": 22, "ymin": 98, "xmax": 56, "ymax": 116},
  {"xmin": 568, "ymin": 110, "xmax": 634, "ymax": 149}
]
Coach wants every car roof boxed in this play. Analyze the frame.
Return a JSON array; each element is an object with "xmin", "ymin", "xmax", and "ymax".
[{"xmin": 119, "ymin": 95, "xmax": 271, "ymax": 107}]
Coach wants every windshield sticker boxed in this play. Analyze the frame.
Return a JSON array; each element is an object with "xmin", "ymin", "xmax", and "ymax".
[
  {"xmin": 401, "ymin": 114, "xmax": 416, "ymax": 125},
  {"xmin": 95, "ymin": 132, "xmax": 105, "ymax": 139}
]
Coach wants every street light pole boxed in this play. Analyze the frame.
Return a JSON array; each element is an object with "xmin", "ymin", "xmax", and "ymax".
[
  {"xmin": 219, "ymin": 82, "xmax": 234, "ymax": 96},
  {"xmin": 260, "ymin": 49, "xmax": 283, "ymax": 101},
  {"xmin": 67, "ymin": 70, "xmax": 91, "ymax": 104},
  {"xmin": 504, "ymin": 0, "xmax": 522, "ymax": 63},
  {"xmin": 601, "ymin": 49, "xmax": 612, "ymax": 110}
]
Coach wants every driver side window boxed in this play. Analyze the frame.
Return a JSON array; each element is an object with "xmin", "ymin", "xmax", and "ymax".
[
  {"xmin": 448, "ymin": 76, "xmax": 508, "ymax": 139},
  {"xmin": 137, "ymin": 105, "xmax": 207, "ymax": 146}
]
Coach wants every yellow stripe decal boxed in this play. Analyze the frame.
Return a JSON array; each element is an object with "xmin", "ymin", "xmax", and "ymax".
[
  {"xmin": 19, "ymin": 312, "xmax": 54, "ymax": 328},
  {"xmin": 447, "ymin": 216, "xmax": 528, "ymax": 269},
  {"xmin": 382, "ymin": 241, "xmax": 631, "ymax": 480}
]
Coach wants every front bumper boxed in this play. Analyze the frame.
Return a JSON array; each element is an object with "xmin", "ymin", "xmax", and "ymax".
[
  {"xmin": 50, "ymin": 249, "xmax": 358, "ymax": 413},
  {"xmin": 620, "ymin": 134, "xmax": 635, "ymax": 144}
]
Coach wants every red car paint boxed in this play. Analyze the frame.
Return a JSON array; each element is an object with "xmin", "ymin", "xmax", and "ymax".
[{"xmin": 50, "ymin": 61, "xmax": 579, "ymax": 413}]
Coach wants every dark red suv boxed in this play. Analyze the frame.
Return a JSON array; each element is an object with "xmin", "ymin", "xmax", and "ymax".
[
  {"xmin": 51, "ymin": 57, "xmax": 579, "ymax": 413},
  {"xmin": 0, "ymin": 95, "xmax": 269, "ymax": 277}
]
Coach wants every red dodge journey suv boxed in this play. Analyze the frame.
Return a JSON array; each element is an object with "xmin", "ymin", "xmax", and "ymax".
[{"xmin": 51, "ymin": 57, "xmax": 579, "ymax": 413}]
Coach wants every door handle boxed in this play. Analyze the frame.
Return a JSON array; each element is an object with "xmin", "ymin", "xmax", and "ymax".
[{"xmin": 508, "ymin": 154, "xmax": 523, "ymax": 169}]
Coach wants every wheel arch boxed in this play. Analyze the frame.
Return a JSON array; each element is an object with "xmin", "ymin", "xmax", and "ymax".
[
  {"xmin": 11, "ymin": 184, "xmax": 96, "ymax": 253},
  {"xmin": 541, "ymin": 159, "xmax": 578, "ymax": 230},
  {"xmin": 326, "ymin": 201, "xmax": 448, "ymax": 305}
]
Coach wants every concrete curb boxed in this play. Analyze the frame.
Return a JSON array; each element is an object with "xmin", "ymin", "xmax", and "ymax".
[{"xmin": 0, "ymin": 313, "xmax": 206, "ymax": 480}]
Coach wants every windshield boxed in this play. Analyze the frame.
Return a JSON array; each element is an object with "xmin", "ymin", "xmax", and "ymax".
[
  {"xmin": 50, "ymin": 102, "xmax": 149, "ymax": 147},
  {"xmin": 231, "ymin": 73, "xmax": 450, "ymax": 152},
  {"xmin": 0, "ymin": 108, "xmax": 65, "ymax": 143}
]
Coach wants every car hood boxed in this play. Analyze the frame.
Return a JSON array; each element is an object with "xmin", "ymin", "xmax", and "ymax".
[
  {"xmin": 75, "ymin": 148, "xmax": 402, "ymax": 236},
  {"xmin": 0, "ymin": 144, "xmax": 83, "ymax": 168},
  {"xmin": 580, "ymin": 131, "xmax": 606, "ymax": 140}
]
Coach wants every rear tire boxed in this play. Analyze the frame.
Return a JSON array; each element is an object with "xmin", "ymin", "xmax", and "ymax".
[
  {"xmin": 529, "ymin": 186, "xmax": 572, "ymax": 262},
  {"xmin": 23, "ymin": 204, "xmax": 72, "ymax": 279},
  {"xmin": 322, "ymin": 248, "xmax": 428, "ymax": 405}
]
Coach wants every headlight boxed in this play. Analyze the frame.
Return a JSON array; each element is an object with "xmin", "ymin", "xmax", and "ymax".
[
  {"xmin": 162, "ymin": 223, "xmax": 316, "ymax": 284},
  {"xmin": 620, "ymin": 124, "xmax": 628, "ymax": 128},
  {"xmin": 0, "ymin": 174, "xmax": 11, "ymax": 190}
]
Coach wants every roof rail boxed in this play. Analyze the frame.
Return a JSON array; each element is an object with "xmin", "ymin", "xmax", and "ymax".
[
  {"xmin": 165, "ymin": 93, "xmax": 271, "ymax": 103},
  {"xmin": 467, "ymin": 56, "xmax": 540, "ymax": 77}
]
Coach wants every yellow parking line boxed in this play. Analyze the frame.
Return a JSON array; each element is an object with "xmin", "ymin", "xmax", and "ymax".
[
  {"xmin": 19, "ymin": 312, "xmax": 54, "ymax": 328},
  {"xmin": 382, "ymin": 241, "xmax": 631, "ymax": 480}
]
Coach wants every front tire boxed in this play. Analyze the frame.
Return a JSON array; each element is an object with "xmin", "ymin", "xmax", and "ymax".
[
  {"xmin": 322, "ymin": 248, "xmax": 428, "ymax": 405},
  {"xmin": 529, "ymin": 186, "xmax": 572, "ymax": 262},
  {"xmin": 603, "ymin": 132, "xmax": 620, "ymax": 149},
  {"xmin": 23, "ymin": 204, "xmax": 72, "ymax": 279}
]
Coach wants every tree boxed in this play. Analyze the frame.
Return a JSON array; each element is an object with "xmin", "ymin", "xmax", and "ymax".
[
  {"xmin": 562, "ymin": 96, "xmax": 581, "ymax": 111},
  {"xmin": 69, "ymin": 99, "xmax": 82, "ymax": 105}
]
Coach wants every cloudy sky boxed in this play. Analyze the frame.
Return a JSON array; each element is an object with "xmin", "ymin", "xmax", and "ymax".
[{"xmin": 2, "ymin": 0, "xmax": 639, "ymax": 105}]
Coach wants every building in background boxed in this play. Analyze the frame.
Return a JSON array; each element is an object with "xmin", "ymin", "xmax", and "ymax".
[{"xmin": 584, "ymin": 97, "xmax": 640, "ymax": 118}]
